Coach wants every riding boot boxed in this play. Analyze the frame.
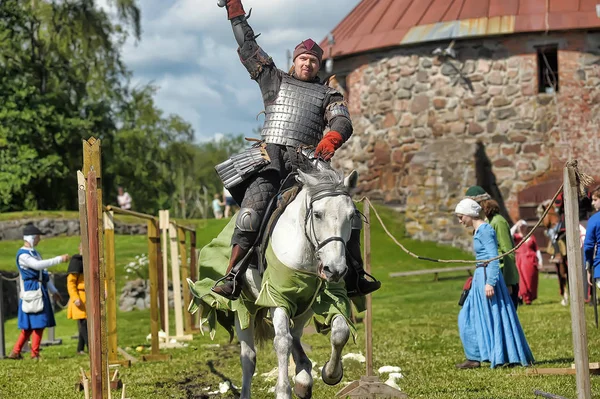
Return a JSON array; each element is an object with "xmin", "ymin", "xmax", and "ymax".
[
  {"xmin": 211, "ymin": 245, "xmax": 252, "ymax": 300},
  {"xmin": 344, "ymin": 229, "xmax": 381, "ymax": 297}
]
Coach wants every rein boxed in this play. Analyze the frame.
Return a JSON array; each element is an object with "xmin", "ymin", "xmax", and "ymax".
[{"xmin": 303, "ymin": 190, "xmax": 350, "ymax": 253}]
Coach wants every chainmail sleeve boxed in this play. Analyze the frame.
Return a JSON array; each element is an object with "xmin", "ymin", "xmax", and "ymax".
[
  {"xmin": 233, "ymin": 16, "xmax": 281, "ymax": 103},
  {"xmin": 325, "ymin": 90, "xmax": 353, "ymax": 142}
]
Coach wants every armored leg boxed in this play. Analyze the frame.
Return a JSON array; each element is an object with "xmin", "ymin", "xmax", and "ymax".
[
  {"xmin": 344, "ymin": 212, "xmax": 381, "ymax": 297},
  {"xmin": 212, "ymin": 172, "xmax": 280, "ymax": 300}
]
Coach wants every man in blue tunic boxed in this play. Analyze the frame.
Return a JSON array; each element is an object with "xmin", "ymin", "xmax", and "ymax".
[
  {"xmin": 8, "ymin": 223, "xmax": 69, "ymax": 360},
  {"xmin": 584, "ymin": 188, "xmax": 600, "ymax": 290}
]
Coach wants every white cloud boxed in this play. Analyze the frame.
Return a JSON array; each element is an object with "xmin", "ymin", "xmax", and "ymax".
[{"xmin": 108, "ymin": 0, "xmax": 361, "ymax": 141}]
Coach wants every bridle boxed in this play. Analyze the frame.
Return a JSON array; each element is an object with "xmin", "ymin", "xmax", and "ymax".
[{"xmin": 303, "ymin": 190, "xmax": 351, "ymax": 253}]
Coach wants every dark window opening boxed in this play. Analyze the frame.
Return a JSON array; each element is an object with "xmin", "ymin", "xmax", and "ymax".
[{"xmin": 537, "ymin": 46, "xmax": 559, "ymax": 93}]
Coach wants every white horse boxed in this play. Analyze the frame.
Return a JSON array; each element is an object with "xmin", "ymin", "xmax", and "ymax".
[{"xmin": 236, "ymin": 168, "xmax": 359, "ymax": 399}]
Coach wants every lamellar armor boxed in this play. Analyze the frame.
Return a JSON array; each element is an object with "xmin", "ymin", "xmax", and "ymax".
[{"xmin": 261, "ymin": 75, "xmax": 331, "ymax": 148}]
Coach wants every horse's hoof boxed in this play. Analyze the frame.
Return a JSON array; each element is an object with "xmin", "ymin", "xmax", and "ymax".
[
  {"xmin": 293, "ymin": 370, "xmax": 312, "ymax": 398},
  {"xmin": 294, "ymin": 381, "xmax": 312, "ymax": 399},
  {"xmin": 321, "ymin": 361, "xmax": 343, "ymax": 386}
]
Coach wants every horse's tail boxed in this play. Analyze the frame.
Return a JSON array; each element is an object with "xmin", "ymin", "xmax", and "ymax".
[{"xmin": 254, "ymin": 307, "xmax": 274, "ymax": 348}]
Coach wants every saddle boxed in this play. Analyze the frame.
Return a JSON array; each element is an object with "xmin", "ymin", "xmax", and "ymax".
[{"xmin": 246, "ymin": 173, "xmax": 302, "ymax": 276}]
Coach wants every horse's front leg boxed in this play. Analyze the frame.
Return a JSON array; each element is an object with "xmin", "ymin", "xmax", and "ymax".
[
  {"xmin": 235, "ymin": 315, "xmax": 256, "ymax": 399},
  {"xmin": 273, "ymin": 307, "xmax": 292, "ymax": 399},
  {"xmin": 322, "ymin": 315, "xmax": 349, "ymax": 385},
  {"xmin": 290, "ymin": 312, "xmax": 314, "ymax": 399}
]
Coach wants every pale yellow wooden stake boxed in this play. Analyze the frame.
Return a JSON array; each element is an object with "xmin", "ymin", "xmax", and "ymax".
[{"xmin": 158, "ymin": 210, "xmax": 170, "ymax": 340}]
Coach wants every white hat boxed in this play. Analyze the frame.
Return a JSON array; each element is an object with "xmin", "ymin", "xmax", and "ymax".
[{"xmin": 455, "ymin": 198, "xmax": 482, "ymax": 217}]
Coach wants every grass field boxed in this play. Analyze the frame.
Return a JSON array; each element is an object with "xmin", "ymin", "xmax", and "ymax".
[{"xmin": 1, "ymin": 206, "xmax": 599, "ymax": 398}]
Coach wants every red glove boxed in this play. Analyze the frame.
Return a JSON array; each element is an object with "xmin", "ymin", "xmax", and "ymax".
[
  {"xmin": 225, "ymin": 0, "xmax": 245, "ymax": 20},
  {"xmin": 315, "ymin": 131, "xmax": 344, "ymax": 161}
]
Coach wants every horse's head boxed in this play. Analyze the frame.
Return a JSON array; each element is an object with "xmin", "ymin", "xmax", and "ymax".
[{"xmin": 296, "ymin": 168, "xmax": 359, "ymax": 283}]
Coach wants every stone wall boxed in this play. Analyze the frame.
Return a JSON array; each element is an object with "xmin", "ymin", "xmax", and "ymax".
[
  {"xmin": 0, "ymin": 218, "xmax": 147, "ymax": 241},
  {"xmin": 331, "ymin": 31, "xmax": 600, "ymax": 250}
]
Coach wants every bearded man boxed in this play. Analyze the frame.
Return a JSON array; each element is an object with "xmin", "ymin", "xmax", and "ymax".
[{"xmin": 211, "ymin": 0, "xmax": 380, "ymax": 300}]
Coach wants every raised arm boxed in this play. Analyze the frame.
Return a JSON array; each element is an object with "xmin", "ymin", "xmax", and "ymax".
[{"xmin": 220, "ymin": 0, "xmax": 279, "ymax": 89}]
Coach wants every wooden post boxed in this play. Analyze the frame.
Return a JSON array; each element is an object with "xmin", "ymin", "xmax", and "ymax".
[
  {"xmin": 159, "ymin": 210, "xmax": 170, "ymax": 340},
  {"xmin": 363, "ymin": 202, "xmax": 373, "ymax": 377},
  {"xmin": 83, "ymin": 138, "xmax": 108, "ymax": 399},
  {"xmin": 336, "ymin": 201, "xmax": 406, "ymax": 398},
  {"xmin": 143, "ymin": 219, "xmax": 171, "ymax": 362},
  {"xmin": 178, "ymin": 228, "xmax": 193, "ymax": 335},
  {"xmin": 86, "ymin": 171, "xmax": 108, "ymax": 399},
  {"xmin": 169, "ymin": 223, "xmax": 190, "ymax": 340},
  {"xmin": 104, "ymin": 211, "xmax": 118, "ymax": 364},
  {"xmin": 564, "ymin": 164, "xmax": 592, "ymax": 399},
  {"xmin": 189, "ymin": 231, "xmax": 198, "ymax": 330}
]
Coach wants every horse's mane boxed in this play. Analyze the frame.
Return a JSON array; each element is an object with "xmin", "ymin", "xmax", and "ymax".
[{"xmin": 300, "ymin": 168, "xmax": 348, "ymax": 197}]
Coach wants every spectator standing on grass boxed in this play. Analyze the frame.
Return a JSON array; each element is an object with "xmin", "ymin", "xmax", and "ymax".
[
  {"xmin": 510, "ymin": 220, "xmax": 543, "ymax": 305},
  {"xmin": 212, "ymin": 193, "xmax": 224, "ymax": 219},
  {"xmin": 454, "ymin": 199, "xmax": 534, "ymax": 369},
  {"xmin": 117, "ymin": 186, "xmax": 132, "ymax": 210},
  {"xmin": 8, "ymin": 223, "xmax": 69, "ymax": 360},
  {"xmin": 67, "ymin": 242, "xmax": 88, "ymax": 355},
  {"xmin": 466, "ymin": 186, "xmax": 521, "ymax": 310}
]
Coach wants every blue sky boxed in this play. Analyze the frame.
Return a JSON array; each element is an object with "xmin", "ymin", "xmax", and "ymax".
[{"xmin": 98, "ymin": 0, "xmax": 362, "ymax": 142}]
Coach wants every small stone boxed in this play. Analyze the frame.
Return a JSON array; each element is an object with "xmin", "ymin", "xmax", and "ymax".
[
  {"xmin": 468, "ymin": 122, "xmax": 484, "ymax": 135},
  {"xmin": 421, "ymin": 58, "xmax": 432, "ymax": 68},
  {"xmin": 476, "ymin": 109, "xmax": 491, "ymax": 122},
  {"xmin": 495, "ymin": 108, "xmax": 517, "ymax": 120},
  {"xmin": 492, "ymin": 96, "xmax": 510, "ymax": 107},
  {"xmin": 487, "ymin": 121, "xmax": 497, "ymax": 133},
  {"xmin": 489, "ymin": 86, "xmax": 503, "ymax": 96},
  {"xmin": 522, "ymin": 143, "xmax": 541, "ymax": 153},
  {"xmin": 414, "ymin": 83, "xmax": 429, "ymax": 93},
  {"xmin": 401, "ymin": 79, "xmax": 414, "ymax": 89},
  {"xmin": 491, "ymin": 134, "xmax": 509, "ymax": 143},
  {"xmin": 508, "ymin": 132, "xmax": 527, "ymax": 143},
  {"xmin": 494, "ymin": 158, "xmax": 513, "ymax": 168},
  {"xmin": 477, "ymin": 59, "xmax": 491, "ymax": 73},
  {"xmin": 382, "ymin": 112, "xmax": 397, "ymax": 128},
  {"xmin": 416, "ymin": 70, "xmax": 429, "ymax": 83},
  {"xmin": 399, "ymin": 113, "xmax": 413, "ymax": 127},
  {"xmin": 410, "ymin": 95, "xmax": 429, "ymax": 114},
  {"xmin": 400, "ymin": 66, "xmax": 416, "ymax": 76},
  {"xmin": 514, "ymin": 121, "xmax": 533, "ymax": 130},
  {"xmin": 397, "ymin": 89, "xmax": 411, "ymax": 99},
  {"xmin": 413, "ymin": 128, "xmax": 429, "ymax": 139},
  {"xmin": 432, "ymin": 97, "xmax": 447, "ymax": 109},
  {"xmin": 450, "ymin": 122, "xmax": 466, "ymax": 134},
  {"xmin": 487, "ymin": 71, "xmax": 503, "ymax": 85},
  {"xmin": 521, "ymin": 71, "xmax": 534, "ymax": 82},
  {"xmin": 502, "ymin": 146, "xmax": 516, "ymax": 156},
  {"xmin": 505, "ymin": 85, "xmax": 519, "ymax": 97},
  {"xmin": 517, "ymin": 161, "xmax": 532, "ymax": 171},
  {"xmin": 537, "ymin": 95, "xmax": 554, "ymax": 105}
]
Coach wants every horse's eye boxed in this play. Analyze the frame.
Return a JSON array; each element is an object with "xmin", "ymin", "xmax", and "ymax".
[{"xmin": 314, "ymin": 212, "xmax": 323, "ymax": 220}]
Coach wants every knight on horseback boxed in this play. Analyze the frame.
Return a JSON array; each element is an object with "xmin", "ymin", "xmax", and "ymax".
[{"xmin": 211, "ymin": 0, "xmax": 381, "ymax": 301}]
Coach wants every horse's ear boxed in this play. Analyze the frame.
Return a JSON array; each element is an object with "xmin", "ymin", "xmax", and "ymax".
[{"xmin": 344, "ymin": 170, "xmax": 359, "ymax": 189}]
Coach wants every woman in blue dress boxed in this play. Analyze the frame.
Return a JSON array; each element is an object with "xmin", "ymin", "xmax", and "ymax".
[
  {"xmin": 8, "ymin": 223, "xmax": 69, "ymax": 360},
  {"xmin": 454, "ymin": 199, "xmax": 534, "ymax": 369}
]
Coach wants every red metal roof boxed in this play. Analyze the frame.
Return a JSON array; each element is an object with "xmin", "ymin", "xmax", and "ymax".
[{"xmin": 320, "ymin": 0, "xmax": 600, "ymax": 58}]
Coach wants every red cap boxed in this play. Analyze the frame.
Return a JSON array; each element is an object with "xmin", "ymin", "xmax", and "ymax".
[{"xmin": 293, "ymin": 39, "xmax": 323, "ymax": 64}]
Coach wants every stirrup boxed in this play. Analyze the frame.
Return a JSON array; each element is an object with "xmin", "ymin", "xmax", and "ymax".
[{"xmin": 211, "ymin": 271, "xmax": 243, "ymax": 300}]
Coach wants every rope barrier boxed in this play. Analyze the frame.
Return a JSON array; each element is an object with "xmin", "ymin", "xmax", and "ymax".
[
  {"xmin": 357, "ymin": 161, "xmax": 594, "ymax": 265},
  {"xmin": 0, "ymin": 274, "xmax": 20, "ymax": 282}
]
